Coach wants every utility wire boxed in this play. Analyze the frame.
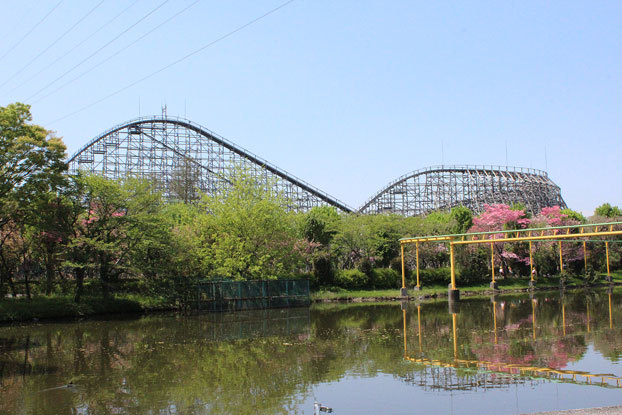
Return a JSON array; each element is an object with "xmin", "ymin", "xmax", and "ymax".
[
  {"xmin": 9, "ymin": 0, "xmax": 140, "ymax": 95},
  {"xmin": 26, "ymin": 0, "xmax": 169, "ymax": 102},
  {"xmin": 33, "ymin": 0, "xmax": 201, "ymax": 104},
  {"xmin": 46, "ymin": 0, "xmax": 296, "ymax": 125},
  {"xmin": 0, "ymin": 0, "xmax": 65, "ymax": 64},
  {"xmin": 0, "ymin": 0, "xmax": 106, "ymax": 90}
]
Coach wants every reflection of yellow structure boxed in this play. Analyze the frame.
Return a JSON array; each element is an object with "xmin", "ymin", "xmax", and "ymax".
[
  {"xmin": 609, "ymin": 291, "xmax": 613, "ymax": 330},
  {"xmin": 399, "ymin": 221, "xmax": 622, "ymax": 292},
  {"xmin": 531, "ymin": 298, "xmax": 536, "ymax": 341},
  {"xmin": 493, "ymin": 300, "xmax": 498, "ymax": 344},
  {"xmin": 562, "ymin": 302, "xmax": 566, "ymax": 337},
  {"xmin": 402, "ymin": 300, "xmax": 622, "ymax": 389}
]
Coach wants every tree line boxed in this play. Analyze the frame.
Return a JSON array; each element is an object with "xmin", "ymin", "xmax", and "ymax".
[{"xmin": 1, "ymin": 102, "xmax": 620, "ymax": 304}]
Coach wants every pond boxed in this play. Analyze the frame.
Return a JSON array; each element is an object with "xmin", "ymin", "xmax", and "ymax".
[{"xmin": 1, "ymin": 288, "xmax": 622, "ymax": 414}]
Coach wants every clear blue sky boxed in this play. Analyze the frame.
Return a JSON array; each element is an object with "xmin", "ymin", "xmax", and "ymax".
[{"xmin": 1, "ymin": 1, "xmax": 620, "ymax": 215}]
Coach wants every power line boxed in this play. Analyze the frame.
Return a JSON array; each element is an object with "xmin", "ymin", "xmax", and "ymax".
[
  {"xmin": 46, "ymin": 0, "xmax": 296, "ymax": 126},
  {"xmin": 0, "ymin": 0, "xmax": 64, "ymax": 64},
  {"xmin": 25, "ymin": 0, "xmax": 170, "ymax": 102},
  {"xmin": 33, "ymin": 0, "xmax": 201, "ymax": 105},
  {"xmin": 8, "ymin": 0, "xmax": 140, "ymax": 95},
  {"xmin": 0, "ymin": 0, "xmax": 106, "ymax": 90}
]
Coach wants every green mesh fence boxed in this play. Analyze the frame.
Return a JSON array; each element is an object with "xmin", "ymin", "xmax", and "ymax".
[{"xmin": 195, "ymin": 279, "xmax": 310, "ymax": 312}]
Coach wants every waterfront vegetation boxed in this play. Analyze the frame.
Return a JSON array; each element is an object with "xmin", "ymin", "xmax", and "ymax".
[{"xmin": 1, "ymin": 102, "xmax": 622, "ymax": 321}]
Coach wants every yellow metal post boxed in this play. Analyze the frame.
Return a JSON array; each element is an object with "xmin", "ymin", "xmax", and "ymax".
[
  {"xmin": 450, "ymin": 242, "xmax": 456, "ymax": 290},
  {"xmin": 400, "ymin": 243, "xmax": 406, "ymax": 290},
  {"xmin": 606, "ymin": 241, "xmax": 611, "ymax": 279},
  {"xmin": 416, "ymin": 241, "xmax": 420, "ymax": 288},
  {"xmin": 583, "ymin": 241, "xmax": 588, "ymax": 274},
  {"xmin": 491, "ymin": 241, "xmax": 495, "ymax": 283},
  {"xmin": 529, "ymin": 240, "xmax": 534, "ymax": 281},
  {"xmin": 559, "ymin": 241, "xmax": 564, "ymax": 273}
]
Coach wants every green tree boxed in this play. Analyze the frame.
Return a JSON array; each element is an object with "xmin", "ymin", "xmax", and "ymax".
[
  {"xmin": 64, "ymin": 175, "xmax": 164, "ymax": 299},
  {"xmin": 594, "ymin": 203, "xmax": 622, "ymax": 218},
  {"xmin": 450, "ymin": 206, "xmax": 473, "ymax": 234},
  {"xmin": 302, "ymin": 206, "xmax": 339, "ymax": 246},
  {"xmin": 197, "ymin": 171, "xmax": 308, "ymax": 279},
  {"xmin": 560, "ymin": 208, "xmax": 586, "ymax": 223},
  {"xmin": 0, "ymin": 103, "xmax": 67, "ymax": 295}
]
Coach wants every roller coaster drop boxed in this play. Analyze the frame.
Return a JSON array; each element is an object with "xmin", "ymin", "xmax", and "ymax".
[{"xmin": 69, "ymin": 116, "xmax": 566, "ymax": 215}]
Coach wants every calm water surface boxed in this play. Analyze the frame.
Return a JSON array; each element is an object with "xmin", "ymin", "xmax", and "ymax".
[{"xmin": 2, "ymin": 289, "xmax": 622, "ymax": 414}]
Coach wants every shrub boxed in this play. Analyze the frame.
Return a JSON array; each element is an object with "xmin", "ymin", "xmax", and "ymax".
[
  {"xmin": 357, "ymin": 257, "xmax": 374, "ymax": 278},
  {"xmin": 313, "ymin": 252, "xmax": 335, "ymax": 287},
  {"xmin": 583, "ymin": 266, "xmax": 598, "ymax": 285},
  {"xmin": 408, "ymin": 267, "xmax": 451, "ymax": 286},
  {"xmin": 459, "ymin": 248, "xmax": 491, "ymax": 284},
  {"xmin": 371, "ymin": 268, "xmax": 400, "ymax": 289},
  {"xmin": 334, "ymin": 269, "xmax": 369, "ymax": 290},
  {"xmin": 389, "ymin": 256, "xmax": 406, "ymax": 273}
]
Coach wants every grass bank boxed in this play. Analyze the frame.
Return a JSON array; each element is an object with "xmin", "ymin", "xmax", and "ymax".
[
  {"xmin": 0, "ymin": 294, "xmax": 170, "ymax": 323},
  {"xmin": 311, "ymin": 272, "xmax": 622, "ymax": 302}
]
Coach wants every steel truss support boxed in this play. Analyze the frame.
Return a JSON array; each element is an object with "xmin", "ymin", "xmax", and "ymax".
[
  {"xmin": 68, "ymin": 116, "xmax": 353, "ymax": 213},
  {"xmin": 358, "ymin": 165, "xmax": 566, "ymax": 216}
]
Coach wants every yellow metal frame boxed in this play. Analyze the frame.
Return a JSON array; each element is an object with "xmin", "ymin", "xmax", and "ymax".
[{"xmin": 399, "ymin": 221, "xmax": 622, "ymax": 291}]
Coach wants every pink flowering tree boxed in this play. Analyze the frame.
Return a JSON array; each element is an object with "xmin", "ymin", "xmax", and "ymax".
[
  {"xmin": 529, "ymin": 206, "xmax": 584, "ymax": 276},
  {"xmin": 467, "ymin": 204, "xmax": 531, "ymax": 277},
  {"xmin": 470, "ymin": 204, "xmax": 530, "ymax": 233},
  {"xmin": 466, "ymin": 204, "xmax": 585, "ymax": 278}
]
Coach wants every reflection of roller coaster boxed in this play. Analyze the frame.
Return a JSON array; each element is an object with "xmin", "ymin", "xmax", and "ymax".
[
  {"xmin": 68, "ymin": 116, "xmax": 566, "ymax": 214},
  {"xmin": 401, "ymin": 293, "xmax": 622, "ymax": 391}
]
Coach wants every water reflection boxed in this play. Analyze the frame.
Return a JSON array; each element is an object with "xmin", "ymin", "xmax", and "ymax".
[
  {"xmin": 1, "ymin": 290, "xmax": 622, "ymax": 414},
  {"xmin": 402, "ymin": 289, "xmax": 622, "ymax": 392}
]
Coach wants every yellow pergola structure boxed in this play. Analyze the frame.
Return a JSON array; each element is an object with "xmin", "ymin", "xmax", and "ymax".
[{"xmin": 399, "ymin": 221, "xmax": 622, "ymax": 295}]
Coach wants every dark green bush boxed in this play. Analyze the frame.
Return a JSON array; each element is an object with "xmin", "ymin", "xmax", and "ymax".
[
  {"xmin": 389, "ymin": 256, "xmax": 406, "ymax": 274},
  {"xmin": 371, "ymin": 268, "xmax": 400, "ymax": 289},
  {"xmin": 313, "ymin": 252, "xmax": 335, "ymax": 287},
  {"xmin": 458, "ymin": 248, "xmax": 491, "ymax": 284},
  {"xmin": 409, "ymin": 267, "xmax": 451, "ymax": 286},
  {"xmin": 335, "ymin": 269, "xmax": 369, "ymax": 290},
  {"xmin": 357, "ymin": 257, "xmax": 374, "ymax": 278}
]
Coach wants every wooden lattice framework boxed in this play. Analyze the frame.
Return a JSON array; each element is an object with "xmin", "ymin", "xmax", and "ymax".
[
  {"xmin": 68, "ymin": 116, "xmax": 353, "ymax": 213},
  {"xmin": 358, "ymin": 165, "xmax": 566, "ymax": 216}
]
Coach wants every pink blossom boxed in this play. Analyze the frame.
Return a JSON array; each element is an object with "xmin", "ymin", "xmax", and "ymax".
[{"xmin": 470, "ymin": 204, "xmax": 528, "ymax": 233}]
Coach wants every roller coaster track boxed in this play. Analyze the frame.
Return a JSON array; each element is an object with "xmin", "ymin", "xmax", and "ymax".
[
  {"xmin": 68, "ymin": 116, "xmax": 354, "ymax": 213},
  {"xmin": 69, "ymin": 117, "xmax": 566, "ymax": 215},
  {"xmin": 358, "ymin": 165, "xmax": 566, "ymax": 216}
]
